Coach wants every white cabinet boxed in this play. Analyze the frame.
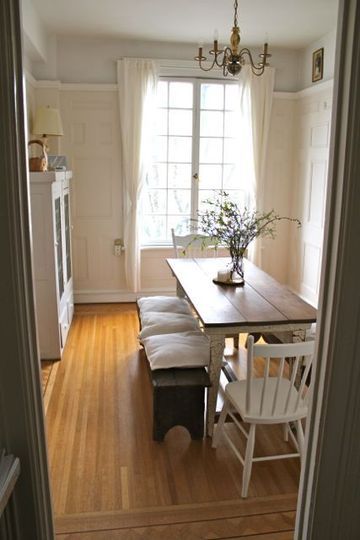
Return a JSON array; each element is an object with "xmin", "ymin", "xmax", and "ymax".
[{"xmin": 30, "ymin": 171, "xmax": 74, "ymax": 359}]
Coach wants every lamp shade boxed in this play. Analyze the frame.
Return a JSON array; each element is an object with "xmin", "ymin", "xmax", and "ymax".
[{"xmin": 32, "ymin": 106, "xmax": 64, "ymax": 137}]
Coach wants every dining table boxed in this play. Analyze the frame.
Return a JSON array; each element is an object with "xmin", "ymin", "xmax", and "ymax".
[{"xmin": 166, "ymin": 257, "xmax": 317, "ymax": 437}]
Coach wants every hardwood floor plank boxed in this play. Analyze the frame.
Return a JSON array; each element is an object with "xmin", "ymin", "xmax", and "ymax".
[
  {"xmin": 56, "ymin": 509, "xmax": 295, "ymax": 539},
  {"xmin": 45, "ymin": 304, "xmax": 299, "ymax": 518},
  {"xmin": 55, "ymin": 494, "xmax": 297, "ymax": 533}
]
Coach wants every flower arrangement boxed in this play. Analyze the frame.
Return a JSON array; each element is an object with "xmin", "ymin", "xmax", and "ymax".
[{"xmin": 198, "ymin": 191, "xmax": 301, "ymax": 283}]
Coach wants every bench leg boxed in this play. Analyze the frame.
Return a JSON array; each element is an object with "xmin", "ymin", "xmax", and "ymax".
[{"xmin": 153, "ymin": 386, "xmax": 205, "ymax": 441}]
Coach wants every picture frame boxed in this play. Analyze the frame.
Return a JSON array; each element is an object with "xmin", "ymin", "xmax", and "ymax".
[
  {"xmin": 47, "ymin": 155, "xmax": 68, "ymax": 171},
  {"xmin": 312, "ymin": 47, "xmax": 324, "ymax": 82}
]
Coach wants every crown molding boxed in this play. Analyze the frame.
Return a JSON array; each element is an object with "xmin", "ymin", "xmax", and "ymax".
[
  {"xmin": 295, "ymin": 78, "xmax": 334, "ymax": 99},
  {"xmin": 24, "ymin": 65, "xmax": 333, "ymax": 98}
]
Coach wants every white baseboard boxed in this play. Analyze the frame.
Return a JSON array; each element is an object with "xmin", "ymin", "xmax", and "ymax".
[{"xmin": 74, "ymin": 287, "xmax": 176, "ymax": 304}]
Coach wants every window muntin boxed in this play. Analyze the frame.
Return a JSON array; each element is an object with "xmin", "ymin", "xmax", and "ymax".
[{"xmin": 141, "ymin": 79, "xmax": 248, "ymax": 245}]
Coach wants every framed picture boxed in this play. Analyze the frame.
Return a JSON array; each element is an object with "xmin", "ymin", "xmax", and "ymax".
[
  {"xmin": 312, "ymin": 47, "xmax": 324, "ymax": 82},
  {"xmin": 47, "ymin": 155, "xmax": 68, "ymax": 171}
]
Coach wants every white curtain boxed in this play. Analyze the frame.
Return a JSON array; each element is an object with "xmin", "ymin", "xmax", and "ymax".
[
  {"xmin": 117, "ymin": 58, "xmax": 158, "ymax": 292},
  {"xmin": 238, "ymin": 65, "xmax": 275, "ymax": 265}
]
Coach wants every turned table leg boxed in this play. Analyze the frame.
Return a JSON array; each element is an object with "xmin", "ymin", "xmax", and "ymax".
[{"xmin": 206, "ymin": 335, "xmax": 225, "ymax": 437}]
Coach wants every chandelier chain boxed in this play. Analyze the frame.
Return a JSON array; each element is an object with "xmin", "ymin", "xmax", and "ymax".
[{"xmin": 233, "ymin": 0, "xmax": 238, "ymax": 28}]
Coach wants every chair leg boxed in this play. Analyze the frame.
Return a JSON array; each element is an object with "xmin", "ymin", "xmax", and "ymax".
[
  {"xmin": 296, "ymin": 419, "xmax": 305, "ymax": 463},
  {"xmin": 233, "ymin": 335, "xmax": 239, "ymax": 349},
  {"xmin": 283, "ymin": 423, "xmax": 289, "ymax": 442},
  {"xmin": 212, "ymin": 400, "xmax": 229, "ymax": 448},
  {"xmin": 241, "ymin": 424, "xmax": 256, "ymax": 498}
]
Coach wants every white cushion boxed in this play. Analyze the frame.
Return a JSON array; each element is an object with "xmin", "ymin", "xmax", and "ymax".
[
  {"xmin": 142, "ymin": 331, "xmax": 210, "ymax": 370},
  {"xmin": 137, "ymin": 295, "xmax": 192, "ymax": 315},
  {"xmin": 139, "ymin": 312, "xmax": 199, "ymax": 340}
]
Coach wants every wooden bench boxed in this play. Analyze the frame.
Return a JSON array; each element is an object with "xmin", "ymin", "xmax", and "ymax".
[{"xmin": 151, "ymin": 367, "xmax": 211, "ymax": 441}]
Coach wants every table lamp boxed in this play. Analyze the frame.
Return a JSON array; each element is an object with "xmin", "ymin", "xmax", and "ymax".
[{"xmin": 31, "ymin": 106, "xmax": 64, "ymax": 171}]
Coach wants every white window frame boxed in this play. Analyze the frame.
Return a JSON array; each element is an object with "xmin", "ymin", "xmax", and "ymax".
[{"xmin": 141, "ymin": 76, "xmax": 249, "ymax": 247}]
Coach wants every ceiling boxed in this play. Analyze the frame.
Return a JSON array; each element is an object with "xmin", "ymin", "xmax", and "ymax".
[{"xmin": 32, "ymin": 0, "xmax": 338, "ymax": 49}]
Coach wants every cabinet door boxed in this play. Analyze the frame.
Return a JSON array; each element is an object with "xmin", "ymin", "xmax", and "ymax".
[
  {"xmin": 63, "ymin": 190, "xmax": 72, "ymax": 285},
  {"xmin": 54, "ymin": 195, "xmax": 64, "ymax": 299}
]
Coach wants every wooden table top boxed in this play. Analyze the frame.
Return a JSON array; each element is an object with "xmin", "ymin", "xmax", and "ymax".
[{"xmin": 167, "ymin": 257, "xmax": 317, "ymax": 328}]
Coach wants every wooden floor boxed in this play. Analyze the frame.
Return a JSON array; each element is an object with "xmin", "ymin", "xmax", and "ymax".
[{"xmin": 44, "ymin": 303, "xmax": 298, "ymax": 538}]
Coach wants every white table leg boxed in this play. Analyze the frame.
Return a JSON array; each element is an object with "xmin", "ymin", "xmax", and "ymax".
[
  {"xmin": 206, "ymin": 335, "xmax": 225, "ymax": 437},
  {"xmin": 176, "ymin": 280, "xmax": 186, "ymax": 298},
  {"xmin": 292, "ymin": 328, "xmax": 307, "ymax": 387}
]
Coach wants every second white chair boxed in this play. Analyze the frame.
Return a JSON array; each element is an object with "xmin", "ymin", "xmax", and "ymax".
[
  {"xmin": 171, "ymin": 229, "xmax": 219, "ymax": 258},
  {"xmin": 212, "ymin": 335, "xmax": 315, "ymax": 498}
]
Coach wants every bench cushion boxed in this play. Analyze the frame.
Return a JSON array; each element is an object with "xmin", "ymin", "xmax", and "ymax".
[
  {"xmin": 142, "ymin": 331, "xmax": 210, "ymax": 370},
  {"xmin": 139, "ymin": 312, "xmax": 199, "ymax": 340},
  {"xmin": 137, "ymin": 296, "xmax": 192, "ymax": 316}
]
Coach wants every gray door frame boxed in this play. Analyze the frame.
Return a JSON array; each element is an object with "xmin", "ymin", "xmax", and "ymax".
[
  {"xmin": 0, "ymin": 0, "xmax": 54, "ymax": 538},
  {"xmin": 296, "ymin": 0, "xmax": 360, "ymax": 537}
]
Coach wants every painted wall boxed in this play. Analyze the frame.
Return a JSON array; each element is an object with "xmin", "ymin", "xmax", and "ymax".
[
  {"xmin": 298, "ymin": 29, "xmax": 337, "ymax": 90},
  {"xmin": 261, "ymin": 96, "xmax": 296, "ymax": 284},
  {"xmin": 26, "ymin": 79, "xmax": 304, "ymax": 302},
  {"xmin": 21, "ymin": 0, "xmax": 48, "ymax": 63},
  {"xmin": 22, "ymin": 19, "xmax": 337, "ymax": 304},
  {"xmin": 288, "ymin": 83, "xmax": 333, "ymax": 306},
  {"xmin": 28, "ymin": 36, "xmax": 301, "ymax": 92}
]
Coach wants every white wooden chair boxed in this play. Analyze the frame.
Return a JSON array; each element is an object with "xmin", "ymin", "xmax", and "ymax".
[
  {"xmin": 171, "ymin": 228, "xmax": 239, "ymax": 349},
  {"xmin": 212, "ymin": 335, "xmax": 315, "ymax": 498},
  {"xmin": 171, "ymin": 229, "xmax": 219, "ymax": 258}
]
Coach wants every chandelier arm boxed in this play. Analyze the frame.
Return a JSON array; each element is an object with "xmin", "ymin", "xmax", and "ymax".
[
  {"xmin": 198, "ymin": 57, "xmax": 219, "ymax": 72},
  {"xmin": 239, "ymin": 47, "xmax": 267, "ymax": 70},
  {"xmin": 214, "ymin": 51, "xmax": 227, "ymax": 68}
]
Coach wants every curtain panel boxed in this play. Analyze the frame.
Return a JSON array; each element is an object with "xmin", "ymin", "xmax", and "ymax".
[
  {"xmin": 117, "ymin": 58, "xmax": 158, "ymax": 292},
  {"xmin": 238, "ymin": 66, "xmax": 275, "ymax": 266}
]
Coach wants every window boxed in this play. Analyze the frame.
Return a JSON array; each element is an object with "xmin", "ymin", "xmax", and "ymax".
[{"xmin": 141, "ymin": 78, "xmax": 248, "ymax": 245}]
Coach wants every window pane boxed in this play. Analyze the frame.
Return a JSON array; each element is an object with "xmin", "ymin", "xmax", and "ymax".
[
  {"xmin": 157, "ymin": 81, "xmax": 168, "ymax": 107},
  {"xmin": 168, "ymin": 164, "xmax": 192, "ymax": 188},
  {"xmin": 223, "ymin": 138, "xmax": 238, "ymax": 163},
  {"xmin": 198, "ymin": 189, "xmax": 219, "ymax": 213},
  {"xmin": 223, "ymin": 164, "xmax": 239, "ymax": 189},
  {"xmin": 225, "ymin": 189, "xmax": 247, "ymax": 208},
  {"xmin": 168, "ymin": 215, "xmax": 192, "ymax": 237},
  {"xmin": 168, "ymin": 189, "xmax": 191, "ymax": 214},
  {"xmin": 199, "ymin": 137, "xmax": 223, "ymax": 163},
  {"xmin": 225, "ymin": 84, "xmax": 239, "ymax": 110},
  {"xmin": 153, "ymin": 136, "xmax": 167, "ymax": 161},
  {"xmin": 200, "ymin": 111, "xmax": 224, "ymax": 137},
  {"xmin": 168, "ymin": 136, "xmax": 192, "ymax": 162},
  {"xmin": 201, "ymin": 84, "xmax": 224, "ymax": 110},
  {"xmin": 142, "ymin": 215, "xmax": 166, "ymax": 243},
  {"xmin": 142, "ymin": 189, "xmax": 167, "ymax": 214},
  {"xmin": 169, "ymin": 109, "xmax": 192, "ymax": 136},
  {"xmin": 169, "ymin": 82, "xmax": 193, "ymax": 108},
  {"xmin": 199, "ymin": 164, "xmax": 222, "ymax": 189},
  {"xmin": 155, "ymin": 109, "xmax": 168, "ymax": 135},
  {"xmin": 146, "ymin": 163, "xmax": 167, "ymax": 188},
  {"xmin": 224, "ymin": 111, "xmax": 238, "ymax": 138}
]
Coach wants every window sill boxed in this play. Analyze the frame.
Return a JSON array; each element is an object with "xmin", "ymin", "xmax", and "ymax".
[{"xmin": 141, "ymin": 244, "xmax": 173, "ymax": 251}]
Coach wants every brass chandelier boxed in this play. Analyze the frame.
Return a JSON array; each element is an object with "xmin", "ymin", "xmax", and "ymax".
[{"xmin": 194, "ymin": 0, "xmax": 271, "ymax": 77}]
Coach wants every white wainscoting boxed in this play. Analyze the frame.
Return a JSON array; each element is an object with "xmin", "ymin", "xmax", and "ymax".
[
  {"xmin": 288, "ymin": 86, "xmax": 332, "ymax": 306},
  {"xmin": 26, "ymin": 76, "xmax": 332, "ymax": 304},
  {"xmin": 261, "ymin": 97, "xmax": 296, "ymax": 284}
]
